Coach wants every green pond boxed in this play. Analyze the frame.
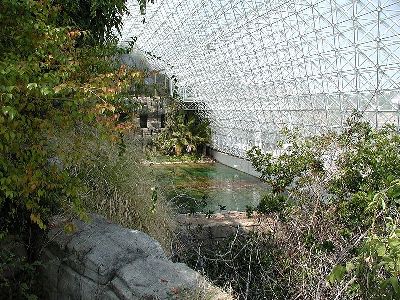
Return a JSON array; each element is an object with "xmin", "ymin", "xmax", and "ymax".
[{"xmin": 153, "ymin": 162, "xmax": 267, "ymax": 213}]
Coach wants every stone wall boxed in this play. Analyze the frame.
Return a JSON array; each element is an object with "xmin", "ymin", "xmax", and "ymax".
[{"xmin": 41, "ymin": 214, "xmax": 231, "ymax": 300}]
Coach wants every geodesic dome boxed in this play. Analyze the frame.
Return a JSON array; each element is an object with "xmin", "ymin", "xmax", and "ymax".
[{"xmin": 120, "ymin": 0, "xmax": 400, "ymax": 157}]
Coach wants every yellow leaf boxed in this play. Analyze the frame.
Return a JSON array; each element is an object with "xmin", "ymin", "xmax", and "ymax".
[
  {"xmin": 30, "ymin": 213, "xmax": 46, "ymax": 230},
  {"xmin": 64, "ymin": 222, "xmax": 77, "ymax": 234}
]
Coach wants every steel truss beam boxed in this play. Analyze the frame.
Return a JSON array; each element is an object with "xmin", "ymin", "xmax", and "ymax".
[{"xmin": 121, "ymin": 0, "xmax": 400, "ymax": 158}]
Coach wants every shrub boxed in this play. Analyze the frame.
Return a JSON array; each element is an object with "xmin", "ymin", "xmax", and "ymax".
[
  {"xmin": 257, "ymin": 192, "xmax": 287, "ymax": 216},
  {"xmin": 173, "ymin": 231, "xmax": 290, "ymax": 300},
  {"xmin": 0, "ymin": 0, "xmax": 156, "ymax": 297},
  {"xmin": 0, "ymin": 248, "xmax": 41, "ymax": 300},
  {"xmin": 246, "ymin": 113, "xmax": 400, "ymax": 299}
]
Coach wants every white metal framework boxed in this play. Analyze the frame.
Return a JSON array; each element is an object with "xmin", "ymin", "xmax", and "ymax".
[{"xmin": 120, "ymin": 0, "xmax": 400, "ymax": 157}]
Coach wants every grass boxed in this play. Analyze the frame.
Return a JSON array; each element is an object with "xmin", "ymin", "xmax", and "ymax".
[{"xmin": 50, "ymin": 127, "xmax": 176, "ymax": 250}]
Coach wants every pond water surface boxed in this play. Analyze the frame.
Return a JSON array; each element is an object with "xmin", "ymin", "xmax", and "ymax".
[{"xmin": 153, "ymin": 162, "xmax": 267, "ymax": 213}]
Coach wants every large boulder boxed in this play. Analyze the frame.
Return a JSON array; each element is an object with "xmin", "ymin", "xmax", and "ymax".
[{"xmin": 41, "ymin": 214, "xmax": 231, "ymax": 300}]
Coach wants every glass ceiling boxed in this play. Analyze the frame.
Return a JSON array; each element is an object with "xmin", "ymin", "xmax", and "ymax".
[{"xmin": 120, "ymin": 0, "xmax": 400, "ymax": 157}]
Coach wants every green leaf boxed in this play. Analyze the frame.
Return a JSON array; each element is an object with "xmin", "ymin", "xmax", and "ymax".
[
  {"xmin": 30, "ymin": 213, "xmax": 46, "ymax": 230},
  {"xmin": 381, "ymin": 196, "xmax": 386, "ymax": 210},
  {"xmin": 327, "ymin": 265, "xmax": 346, "ymax": 284},
  {"xmin": 387, "ymin": 184, "xmax": 400, "ymax": 199},
  {"xmin": 377, "ymin": 244, "xmax": 386, "ymax": 257},
  {"xmin": 40, "ymin": 86, "xmax": 53, "ymax": 96},
  {"xmin": 346, "ymin": 262, "xmax": 355, "ymax": 272},
  {"xmin": 26, "ymin": 294, "xmax": 38, "ymax": 300},
  {"xmin": 389, "ymin": 277, "xmax": 400, "ymax": 295},
  {"xmin": 5, "ymin": 85, "xmax": 16, "ymax": 92},
  {"xmin": 388, "ymin": 238, "xmax": 400, "ymax": 250},
  {"xmin": 1, "ymin": 106, "xmax": 17, "ymax": 120},
  {"xmin": 27, "ymin": 83, "xmax": 38, "ymax": 90},
  {"xmin": 64, "ymin": 222, "xmax": 77, "ymax": 234}
]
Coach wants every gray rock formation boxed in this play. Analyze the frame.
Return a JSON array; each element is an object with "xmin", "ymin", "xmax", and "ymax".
[
  {"xmin": 41, "ymin": 214, "xmax": 230, "ymax": 300},
  {"xmin": 176, "ymin": 211, "xmax": 274, "ymax": 243}
]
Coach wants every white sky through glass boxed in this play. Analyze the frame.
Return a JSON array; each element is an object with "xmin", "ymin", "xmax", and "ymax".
[{"xmin": 120, "ymin": 0, "xmax": 400, "ymax": 157}]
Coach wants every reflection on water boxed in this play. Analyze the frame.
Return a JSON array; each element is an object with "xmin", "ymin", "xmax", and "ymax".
[{"xmin": 153, "ymin": 162, "xmax": 267, "ymax": 213}]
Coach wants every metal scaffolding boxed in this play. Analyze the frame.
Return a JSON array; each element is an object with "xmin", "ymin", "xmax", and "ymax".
[{"xmin": 120, "ymin": 0, "xmax": 400, "ymax": 157}]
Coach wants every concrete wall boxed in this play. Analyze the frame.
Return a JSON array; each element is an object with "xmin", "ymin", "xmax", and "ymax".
[{"xmin": 211, "ymin": 150, "xmax": 260, "ymax": 178}]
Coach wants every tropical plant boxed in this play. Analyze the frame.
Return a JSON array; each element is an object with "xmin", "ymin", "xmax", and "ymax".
[{"xmin": 156, "ymin": 102, "xmax": 211, "ymax": 156}]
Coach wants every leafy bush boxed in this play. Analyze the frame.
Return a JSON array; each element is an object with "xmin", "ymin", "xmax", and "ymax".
[
  {"xmin": 329, "ymin": 181, "xmax": 400, "ymax": 299},
  {"xmin": 0, "ymin": 0, "xmax": 140, "ymax": 235},
  {"xmin": 247, "ymin": 129, "xmax": 325, "ymax": 193},
  {"xmin": 246, "ymin": 113, "xmax": 400, "ymax": 299},
  {"xmin": 0, "ymin": 0, "xmax": 160, "ymax": 297},
  {"xmin": 256, "ymin": 192, "xmax": 287, "ymax": 217},
  {"xmin": 0, "ymin": 248, "xmax": 41, "ymax": 300}
]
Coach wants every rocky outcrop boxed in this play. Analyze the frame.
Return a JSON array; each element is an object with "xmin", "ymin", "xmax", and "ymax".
[
  {"xmin": 41, "ymin": 214, "xmax": 231, "ymax": 300},
  {"xmin": 176, "ymin": 211, "xmax": 274, "ymax": 242}
]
